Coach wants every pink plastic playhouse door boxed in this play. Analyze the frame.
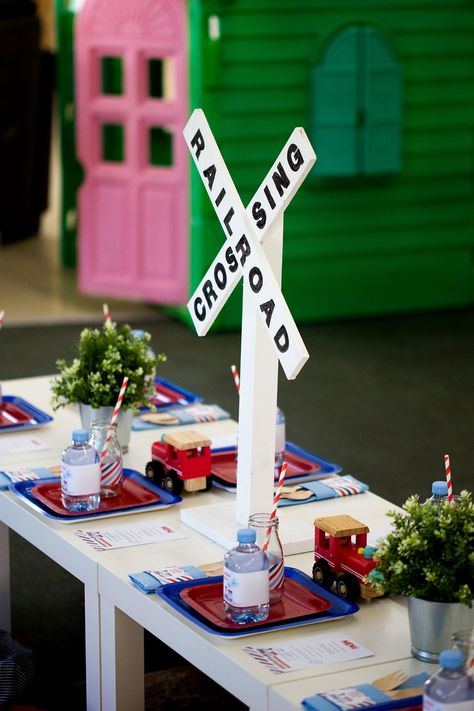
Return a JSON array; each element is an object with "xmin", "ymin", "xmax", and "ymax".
[{"xmin": 76, "ymin": 0, "xmax": 188, "ymax": 304}]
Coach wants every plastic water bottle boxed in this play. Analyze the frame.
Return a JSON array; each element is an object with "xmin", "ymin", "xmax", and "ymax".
[
  {"xmin": 425, "ymin": 480, "xmax": 449, "ymax": 505},
  {"xmin": 423, "ymin": 648, "xmax": 473, "ymax": 710},
  {"xmin": 223, "ymin": 528, "xmax": 269, "ymax": 624},
  {"xmin": 274, "ymin": 407, "xmax": 286, "ymax": 475},
  {"xmin": 61, "ymin": 429, "xmax": 100, "ymax": 512}
]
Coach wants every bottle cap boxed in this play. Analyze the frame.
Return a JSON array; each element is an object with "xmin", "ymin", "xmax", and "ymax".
[
  {"xmin": 72, "ymin": 429, "xmax": 89, "ymax": 442},
  {"xmin": 237, "ymin": 528, "xmax": 256, "ymax": 544},
  {"xmin": 439, "ymin": 649, "xmax": 464, "ymax": 669},
  {"xmin": 432, "ymin": 480, "xmax": 448, "ymax": 496}
]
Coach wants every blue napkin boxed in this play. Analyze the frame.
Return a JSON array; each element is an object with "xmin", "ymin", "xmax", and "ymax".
[
  {"xmin": 132, "ymin": 403, "xmax": 230, "ymax": 430},
  {"xmin": 278, "ymin": 475, "xmax": 369, "ymax": 507},
  {"xmin": 302, "ymin": 673, "xmax": 428, "ymax": 711},
  {"xmin": 0, "ymin": 467, "xmax": 56, "ymax": 490},
  {"xmin": 129, "ymin": 565, "xmax": 209, "ymax": 593}
]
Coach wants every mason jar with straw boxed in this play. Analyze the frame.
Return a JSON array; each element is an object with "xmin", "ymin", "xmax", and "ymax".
[
  {"xmin": 90, "ymin": 375, "xmax": 128, "ymax": 498},
  {"xmin": 248, "ymin": 461, "xmax": 288, "ymax": 604}
]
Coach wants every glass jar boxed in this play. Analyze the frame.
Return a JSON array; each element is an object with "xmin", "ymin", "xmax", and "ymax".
[
  {"xmin": 89, "ymin": 420, "xmax": 124, "ymax": 498},
  {"xmin": 451, "ymin": 629, "xmax": 474, "ymax": 677},
  {"xmin": 248, "ymin": 513, "xmax": 284, "ymax": 604},
  {"xmin": 274, "ymin": 407, "xmax": 286, "ymax": 477}
]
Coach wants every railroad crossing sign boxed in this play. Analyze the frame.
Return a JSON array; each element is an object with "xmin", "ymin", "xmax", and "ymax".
[
  {"xmin": 184, "ymin": 109, "xmax": 315, "ymax": 380},
  {"xmin": 183, "ymin": 109, "xmax": 316, "ymax": 527}
]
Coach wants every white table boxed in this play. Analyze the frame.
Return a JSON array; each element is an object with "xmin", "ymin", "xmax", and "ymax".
[
  {"xmin": 0, "ymin": 377, "xmax": 103, "ymax": 709},
  {"xmin": 0, "ymin": 375, "xmax": 238, "ymax": 710},
  {"xmin": 0, "ymin": 376, "xmax": 428, "ymax": 711},
  {"xmin": 269, "ymin": 656, "xmax": 432, "ymax": 711},
  {"xmin": 96, "ymin": 512, "xmax": 416, "ymax": 711}
]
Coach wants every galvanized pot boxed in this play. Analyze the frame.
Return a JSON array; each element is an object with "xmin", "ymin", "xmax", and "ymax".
[
  {"xmin": 408, "ymin": 596, "xmax": 474, "ymax": 663},
  {"xmin": 78, "ymin": 404, "xmax": 133, "ymax": 452}
]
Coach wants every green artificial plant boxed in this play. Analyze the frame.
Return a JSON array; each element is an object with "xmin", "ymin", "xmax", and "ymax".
[
  {"xmin": 370, "ymin": 491, "xmax": 474, "ymax": 606},
  {"xmin": 51, "ymin": 321, "xmax": 166, "ymax": 411}
]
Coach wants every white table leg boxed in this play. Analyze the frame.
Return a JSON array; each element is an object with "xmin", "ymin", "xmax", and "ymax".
[
  {"xmin": 85, "ymin": 583, "xmax": 102, "ymax": 711},
  {"xmin": 100, "ymin": 598, "xmax": 144, "ymax": 711},
  {"xmin": 0, "ymin": 522, "xmax": 11, "ymax": 632}
]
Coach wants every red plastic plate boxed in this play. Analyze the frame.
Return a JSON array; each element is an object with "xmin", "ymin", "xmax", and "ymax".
[
  {"xmin": 31, "ymin": 477, "xmax": 160, "ymax": 517},
  {"xmin": 180, "ymin": 577, "xmax": 331, "ymax": 630},
  {"xmin": 210, "ymin": 448, "xmax": 321, "ymax": 486},
  {"xmin": 0, "ymin": 403, "xmax": 34, "ymax": 427}
]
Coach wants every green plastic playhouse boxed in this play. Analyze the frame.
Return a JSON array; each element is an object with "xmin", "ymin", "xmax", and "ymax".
[{"xmin": 55, "ymin": 0, "xmax": 474, "ymax": 329}]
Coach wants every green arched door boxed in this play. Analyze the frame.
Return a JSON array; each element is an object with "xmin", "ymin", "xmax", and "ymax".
[{"xmin": 311, "ymin": 26, "xmax": 401, "ymax": 177}]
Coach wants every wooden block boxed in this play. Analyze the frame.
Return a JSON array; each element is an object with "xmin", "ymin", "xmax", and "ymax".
[
  {"xmin": 164, "ymin": 430, "xmax": 212, "ymax": 450},
  {"xmin": 183, "ymin": 477, "xmax": 207, "ymax": 492},
  {"xmin": 313, "ymin": 514, "xmax": 369, "ymax": 537}
]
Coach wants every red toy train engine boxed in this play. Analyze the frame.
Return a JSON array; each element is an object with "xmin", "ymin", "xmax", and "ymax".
[
  {"xmin": 312, "ymin": 515, "xmax": 382, "ymax": 602},
  {"xmin": 145, "ymin": 430, "xmax": 212, "ymax": 496}
]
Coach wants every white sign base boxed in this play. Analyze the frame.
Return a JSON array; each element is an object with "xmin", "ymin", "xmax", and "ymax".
[{"xmin": 180, "ymin": 501, "xmax": 314, "ymax": 555}]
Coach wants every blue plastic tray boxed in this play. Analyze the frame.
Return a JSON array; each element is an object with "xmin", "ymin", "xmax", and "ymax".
[
  {"xmin": 0, "ymin": 395, "xmax": 53, "ymax": 432},
  {"xmin": 11, "ymin": 469, "xmax": 182, "ymax": 523},
  {"xmin": 156, "ymin": 567, "xmax": 359, "ymax": 637},
  {"xmin": 141, "ymin": 377, "xmax": 202, "ymax": 412},
  {"xmin": 211, "ymin": 441, "xmax": 342, "ymax": 489}
]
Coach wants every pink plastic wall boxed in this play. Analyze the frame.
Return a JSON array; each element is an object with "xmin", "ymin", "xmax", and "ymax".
[{"xmin": 76, "ymin": 0, "xmax": 189, "ymax": 304}]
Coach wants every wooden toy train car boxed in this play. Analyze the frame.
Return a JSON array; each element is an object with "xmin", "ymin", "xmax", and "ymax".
[
  {"xmin": 312, "ymin": 515, "xmax": 382, "ymax": 602},
  {"xmin": 145, "ymin": 430, "xmax": 212, "ymax": 496}
]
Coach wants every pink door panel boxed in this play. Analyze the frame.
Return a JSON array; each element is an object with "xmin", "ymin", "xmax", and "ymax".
[{"xmin": 76, "ymin": 0, "xmax": 188, "ymax": 304}]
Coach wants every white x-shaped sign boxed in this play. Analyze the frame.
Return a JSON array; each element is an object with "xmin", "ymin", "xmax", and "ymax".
[{"xmin": 183, "ymin": 109, "xmax": 316, "ymax": 379}]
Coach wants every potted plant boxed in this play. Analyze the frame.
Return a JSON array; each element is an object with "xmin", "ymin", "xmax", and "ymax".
[
  {"xmin": 370, "ymin": 491, "xmax": 474, "ymax": 663},
  {"xmin": 51, "ymin": 321, "xmax": 166, "ymax": 449}
]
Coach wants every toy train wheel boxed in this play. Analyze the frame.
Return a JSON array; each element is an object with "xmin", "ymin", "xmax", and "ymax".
[
  {"xmin": 162, "ymin": 469, "xmax": 183, "ymax": 496},
  {"xmin": 145, "ymin": 460, "xmax": 165, "ymax": 482},
  {"xmin": 336, "ymin": 574, "xmax": 360, "ymax": 602},
  {"xmin": 312, "ymin": 559, "xmax": 335, "ymax": 588}
]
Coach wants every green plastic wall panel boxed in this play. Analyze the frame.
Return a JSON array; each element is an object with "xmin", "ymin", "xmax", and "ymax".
[
  {"xmin": 183, "ymin": 0, "xmax": 474, "ymax": 330},
  {"xmin": 283, "ymin": 250, "xmax": 471, "ymax": 322},
  {"xmin": 54, "ymin": 0, "xmax": 83, "ymax": 267}
]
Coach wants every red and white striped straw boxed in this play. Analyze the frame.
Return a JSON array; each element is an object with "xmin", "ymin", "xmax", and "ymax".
[
  {"xmin": 230, "ymin": 364, "xmax": 240, "ymax": 394},
  {"xmin": 102, "ymin": 303, "xmax": 111, "ymax": 324},
  {"xmin": 263, "ymin": 461, "xmax": 287, "ymax": 551},
  {"xmin": 0, "ymin": 310, "xmax": 4, "ymax": 329},
  {"xmin": 444, "ymin": 454, "xmax": 453, "ymax": 503},
  {"xmin": 101, "ymin": 376, "xmax": 129, "ymax": 459}
]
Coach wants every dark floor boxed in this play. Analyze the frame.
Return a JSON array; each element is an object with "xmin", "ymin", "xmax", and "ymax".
[{"xmin": 2, "ymin": 307, "xmax": 474, "ymax": 709}]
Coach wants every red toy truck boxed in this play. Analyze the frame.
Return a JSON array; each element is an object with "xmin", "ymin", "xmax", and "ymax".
[
  {"xmin": 145, "ymin": 430, "xmax": 212, "ymax": 495},
  {"xmin": 312, "ymin": 514, "xmax": 382, "ymax": 602}
]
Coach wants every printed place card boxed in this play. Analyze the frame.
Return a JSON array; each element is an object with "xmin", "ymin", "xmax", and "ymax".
[
  {"xmin": 0, "ymin": 436, "xmax": 51, "ymax": 457},
  {"xmin": 244, "ymin": 631, "xmax": 373, "ymax": 674},
  {"xmin": 75, "ymin": 522, "xmax": 186, "ymax": 551}
]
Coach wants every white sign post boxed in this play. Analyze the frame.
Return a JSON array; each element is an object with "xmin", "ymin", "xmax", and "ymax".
[{"xmin": 180, "ymin": 109, "xmax": 316, "ymax": 550}]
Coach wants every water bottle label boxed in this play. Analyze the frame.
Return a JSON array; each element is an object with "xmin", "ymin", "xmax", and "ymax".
[
  {"xmin": 423, "ymin": 698, "xmax": 473, "ymax": 711},
  {"xmin": 61, "ymin": 462, "xmax": 100, "ymax": 496},
  {"xmin": 223, "ymin": 567, "xmax": 269, "ymax": 606}
]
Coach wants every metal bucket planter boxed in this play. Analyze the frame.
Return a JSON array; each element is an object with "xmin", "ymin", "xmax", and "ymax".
[
  {"xmin": 78, "ymin": 403, "xmax": 133, "ymax": 452},
  {"xmin": 408, "ymin": 596, "xmax": 474, "ymax": 663}
]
